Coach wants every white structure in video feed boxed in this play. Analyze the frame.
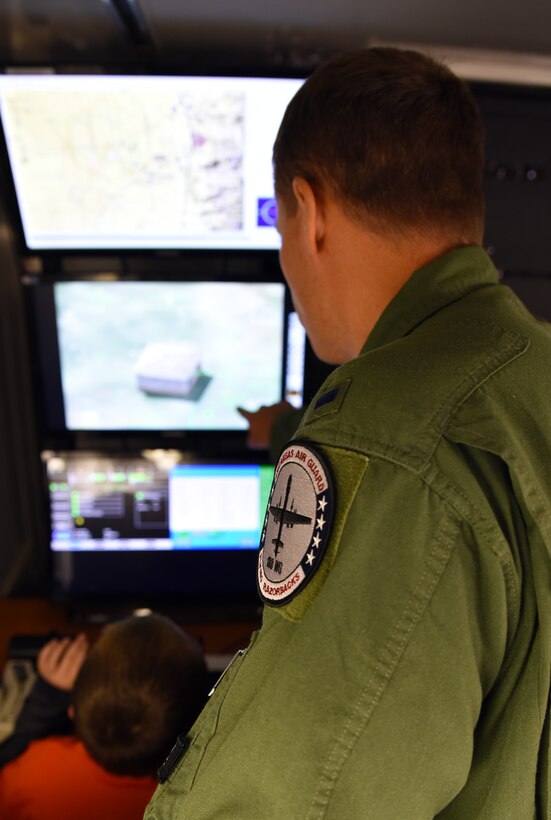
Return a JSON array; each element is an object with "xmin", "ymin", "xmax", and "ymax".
[{"xmin": 134, "ymin": 341, "xmax": 203, "ymax": 399}]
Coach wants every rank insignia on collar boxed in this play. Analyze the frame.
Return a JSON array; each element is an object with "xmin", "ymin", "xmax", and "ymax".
[{"xmin": 258, "ymin": 441, "xmax": 334, "ymax": 606}]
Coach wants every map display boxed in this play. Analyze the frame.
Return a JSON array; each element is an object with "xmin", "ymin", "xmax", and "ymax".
[
  {"xmin": 0, "ymin": 74, "xmax": 303, "ymax": 249},
  {"xmin": 4, "ymin": 86, "xmax": 243, "ymax": 241}
]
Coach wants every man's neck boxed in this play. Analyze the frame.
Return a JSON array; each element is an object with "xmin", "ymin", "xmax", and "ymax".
[{"xmin": 323, "ymin": 207, "xmax": 468, "ymax": 362}]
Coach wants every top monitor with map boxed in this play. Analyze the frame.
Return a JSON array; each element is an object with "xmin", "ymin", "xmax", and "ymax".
[{"xmin": 0, "ymin": 72, "xmax": 304, "ymax": 251}]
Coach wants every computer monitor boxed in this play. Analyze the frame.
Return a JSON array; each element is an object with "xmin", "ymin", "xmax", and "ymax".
[
  {"xmin": 44, "ymin": 449, "xmax": 273, "ymax": 601},
  {"xmin": 26, "ymin": 276, "xmax": 305, "ymax": 436},
  {"xmin": 0, "ymin": 71, "xmax": 303, "ymax": 252}
]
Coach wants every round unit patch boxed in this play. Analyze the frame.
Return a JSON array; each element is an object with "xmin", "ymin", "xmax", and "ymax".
[{"xmin": 258, "ymin": 441, "xmax": 334, "ymax": 606}]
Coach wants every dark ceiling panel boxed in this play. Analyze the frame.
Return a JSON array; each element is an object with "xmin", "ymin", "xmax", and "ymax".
[
  {"xmin": 1, "ymin": 0, "xmax": 551, "ymax": 68},
  {"xmin": 139, "ymin": 0, "xmax": 551, "ymax": 62},
  {"xmin": 0, "ymin": 0, "xmax": 152, "ymax": 65}
]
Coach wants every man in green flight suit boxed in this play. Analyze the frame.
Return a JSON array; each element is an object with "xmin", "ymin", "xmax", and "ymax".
[{"xmin": 146, "ymin": 47, "xmax": 551, "ymax": 818}]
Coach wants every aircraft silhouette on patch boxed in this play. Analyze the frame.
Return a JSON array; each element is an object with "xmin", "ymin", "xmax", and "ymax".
[{"xmin": 270, "ymin": 474, "xmax": 313, "ymax": 555}]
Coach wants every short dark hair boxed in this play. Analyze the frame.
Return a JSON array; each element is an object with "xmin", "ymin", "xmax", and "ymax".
[
  {"xmin": 73, "ymin": 614, "xmax": 209, "ymax": 777},
  {"xmin": 273, "ymin": 47, "xmax": 485, "ymax": 243}
]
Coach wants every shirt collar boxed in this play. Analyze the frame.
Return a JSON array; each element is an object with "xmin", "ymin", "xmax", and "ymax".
[{"xmin": 361, "ymin": 245, "xmax": 500, "ymax": 354}]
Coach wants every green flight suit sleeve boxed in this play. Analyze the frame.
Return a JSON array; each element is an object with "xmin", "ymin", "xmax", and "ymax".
[
  {"xmin": 145, "ymin": 449, "xmax": 515, "ymax": 820},
  {"xmin": 302, "ymin": 452, "xmax": 514, "ymax": 818}
]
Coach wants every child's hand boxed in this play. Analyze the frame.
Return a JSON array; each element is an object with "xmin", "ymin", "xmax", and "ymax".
[{"xmin": 37, "ymin": 633, "xmax": 89, "ymax": 691}]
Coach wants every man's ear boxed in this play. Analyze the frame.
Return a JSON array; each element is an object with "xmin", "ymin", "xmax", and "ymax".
[
  {"xmin": 292, "ymin": 177, "xmax": 325, "ymax": 254},
  {"xmin": 68, "ymin": 704, "xmax": 74, "ymax": 721}
]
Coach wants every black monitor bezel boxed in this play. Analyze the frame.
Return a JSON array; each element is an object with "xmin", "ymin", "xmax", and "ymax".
[{"xmin": 23, "ymin": 265, "xmax": 300, "ymax": 453}]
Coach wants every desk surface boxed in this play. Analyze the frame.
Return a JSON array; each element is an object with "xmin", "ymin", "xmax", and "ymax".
[{"xmin": 0, "ymin": 598, "xmax": 260, "ymax": 670}]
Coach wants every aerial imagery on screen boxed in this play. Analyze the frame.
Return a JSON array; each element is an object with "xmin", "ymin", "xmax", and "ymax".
[
  {"xmin": 0, "ymin": 73, "xmax": 303, "ymax": 250},
  {"xmin": 54, "ymin": 280, "xmax": 285, "ymax": 431}
]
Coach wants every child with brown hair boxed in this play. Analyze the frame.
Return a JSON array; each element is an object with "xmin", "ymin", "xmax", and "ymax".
[{"xmin": 0, "ymin": 613, "xmax": 209, "ymax": 820}]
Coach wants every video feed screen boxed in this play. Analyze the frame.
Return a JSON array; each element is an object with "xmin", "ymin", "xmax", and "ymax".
[
  {"xmin": 53, "ymin": 280, "xmax": 286, "ymax": 431},
  {"xmin": 0, "ymin": 72, "xmax": 303, "ymax": 251}
]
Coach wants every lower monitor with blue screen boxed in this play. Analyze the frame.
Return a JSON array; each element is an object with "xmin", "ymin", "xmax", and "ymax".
[
  {"xmin": 45, "ymin": 450, "xmax": 273, "ymax": 602},
  {"xmin": 169, "ymin": 464, "xmax": 272, "ymax": 549}
]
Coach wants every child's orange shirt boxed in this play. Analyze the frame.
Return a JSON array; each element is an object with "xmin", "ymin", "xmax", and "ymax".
[{"xmin": 0, "ymin": 735, "xmax": 156, "ymax": 820}]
